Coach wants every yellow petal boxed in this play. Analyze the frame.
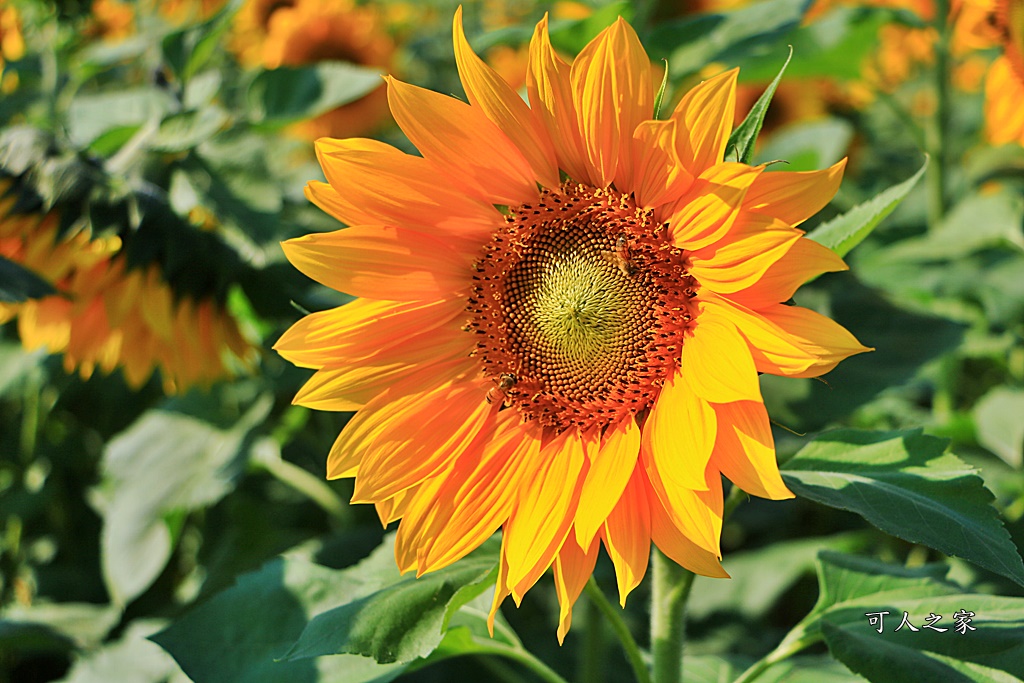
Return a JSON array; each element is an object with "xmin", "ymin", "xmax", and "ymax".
[
  {"xmin": 758, "ymin": 303, "xmax": 873, "ymax": 377},
  {"xmin": 349, "ymin": 380, "xmax": 495, "ymax": 502},
  {"xmin": 666, "ymin": 163, "xmax": 762, "ymax": 251},
  {"xmin": 387, "ymin": 76, "xmax": 539, "ymax": 205},
  {"xmin": 505, "ymin": 428, "xmax": 587, "ymax": 602},
  {"xmin": 281, "ymin": 225, "xmax": 469, "ymax": 301},
  {"xmin": 648, "ymin": 470, "xmax": 729, "ymax": 578},
  {"xmin": 553, "ymin": 534, "xmax": 601, "ymax": 644},
  {"xmin": 671, "ymin": 68, "xmax": 737, "ymax": 175},
  {"xmin": 688, "ymin": 221, "xmax": 802, "ymax": 295},
  {"xmin": 711, "ymin": 400, "xmax": 792, "ymax": 500},
  {"xmin": 527, "ymin": 14, "xmax": 592, "ymax": 184},
  {"xmin": 453, "ymin": 7, "xmax": 560, "ymax": 189},
  {"xmin": 644, "ymin": 367, "xmax": 716, "ymax": 491},
  {"xmin": 729, "ymin": 236, "xmax": 848, "ymax": 310},
  {"xmin": 488, "ymin": 533, "xmax": 513, "ymax": 636},
  {"xmin": 641, "ymin": 436, "xmax": 722, "ymax": 555},
  {"xmin": 986, "ymin": 57, "xmax": 1024, "ymax": 145},
  {"xmin": 574, "ymin": 417, "xmax": 640, "ymax": 549},
  {"xmin": 602, "ymin": 464, "xmax": 651, "ymax": 606},
  {"xmin": 681, "ymin": 309, "xmax": 761, "ymax": 403},
  {"xmin": 570, "ymin": 18, "xmax": 653, "ymax": 188},
  {"xmin": 274, "ymin": 298, "xmax": 465, "ymax": 370},
  {"xmin": 631, "ymin": 119, "xmax": 694, "ymax": 210},
  {"xmin": 743, "ymin": 159, "xmax": 847, "ymax": 226}
]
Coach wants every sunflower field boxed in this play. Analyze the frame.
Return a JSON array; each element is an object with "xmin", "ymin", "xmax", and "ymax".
[{"xmin": 1, "ymin": 0, "xmax": 1023, "ymax": 681}]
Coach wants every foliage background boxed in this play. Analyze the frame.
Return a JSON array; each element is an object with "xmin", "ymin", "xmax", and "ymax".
[{"xmin": 0, "ymin": 0, "xmax": 1022, "ymax": 681}]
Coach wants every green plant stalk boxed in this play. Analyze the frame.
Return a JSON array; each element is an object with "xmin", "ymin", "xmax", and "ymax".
[
  {"xmin": 256, "ymin": 451, "xmax": 351, "ymax": 527},
  {"xmin": 584, "ymin": 578, "xmax": 651, "ymax": 683},
  {"xmin": 651, "ymin": 549, "xmax": 695, "ymax": 683},
  {"xmin": 578, "ymin": 586, "xmax": 606, "ymax": 683},
  {"xmin": 925, "ymin": 0, "xmax": 952, "ymax": 229},
  {"xmin": 476, "ymin": 641, "xmax": 572, "ymax": 683},
  {"xmin": 732, "ymin": 630, "xmax": 821, "ymax": 683}
]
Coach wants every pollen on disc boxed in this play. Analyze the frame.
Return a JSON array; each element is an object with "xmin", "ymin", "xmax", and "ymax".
[{"xmin": 466, "ymin": 183, "xmax": 700, "ymax": 431}]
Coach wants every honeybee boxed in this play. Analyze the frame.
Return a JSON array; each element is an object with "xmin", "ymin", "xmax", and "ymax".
[
  {"xmin": 602, "ymin": 234, "xmax": 638, "ymax": 276},
  {"xmin": 485, "ymin": 372, "xmax": 518, "ymax": 406}
]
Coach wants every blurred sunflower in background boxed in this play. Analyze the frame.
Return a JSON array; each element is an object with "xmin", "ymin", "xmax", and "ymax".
[
  {"xmin": 230, "ymin": 0, "xmax": 396, "ymax": 139},
  {"xmin": 0, "ymin": 3, "xmax": 24, "ymax": 93},
  {"xmin": 0, "ymin": 181, "xmax": 256, "ymax": 394},
  {"xmin": 277, "ymin": 8, "xmax": 869, "ymax": 640}
]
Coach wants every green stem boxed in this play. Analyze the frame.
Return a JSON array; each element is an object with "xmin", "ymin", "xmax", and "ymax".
[
  {"xmin": 925, "ymin": 0, "xmax": 951, "ymax": 229},
  {"xmin": 584, "ymin": 578, "xmax": 650, "ymax": 683},
  {"xmin": 732, "ymin": 632, "xmax": 820, "ymax": 683},
  {"xmin": 722, "ymin": 484, "xmax": 748, "ymax": 524},
  {"xmin": 252, "ymin": 441, "xmax": 350, "ymax": 526},
  {"xmin": 476, "ymin": 642, "xmax": 572, "ymax": 683},
  {"xmin": 578, "ymin": 584, "xmax": 605, "ymax": 683},
  {"xmin": 651, "ymin": 549, "xmax": 695, "ymax": 683}
]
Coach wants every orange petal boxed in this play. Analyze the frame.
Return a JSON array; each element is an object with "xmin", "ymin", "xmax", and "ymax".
[
  {"xmin": 504, "ymin": 428, "xmax": 588, "ymax": 602},
  {"xmin": 641, "ymin": 435, "xmax": 723, "ymax": 555},
  {"xmin": 348, "ymin": 379, "xmax": 495, "ymax": 502},
  {"xmin": 647, "ymin": 469, "xmax": 729, "ymax": 578},
  {"xmin": 312, "ymin": 138, "xmax": 500, "ymax": 247},
  {"xmin": 453, "ymin": 7, "xmax": 560, "ymax": 189},
  {"xmin": 710, "ymin": 400, "xmax": 792, "ymax": 500},
  {"xmin": 575, "ymin": 417, "xmax": 640, "ymax": 549},
  {"xmin": 728, "ymin": 236, "xmax": 848, "ymax": 310},
  {"xmin": 671, "ymin": 68, "xmax": 737, "ymax": 176},
  {"xmin": 681, "ymin": 309, "xmax": 761, "ymax": 403},
  {"xmin": 415, "ymin": 415, "xmax": 543, "ymax": 573},
  {"xmin": 757, "ymin": 303, "xmax": 873, "ymax": 377},
  {"xmin": 553, "ymin": 534, "xmax": 601, "ymax": 644},
  {"xmin": 387, "ymin": 76, "xmax": 538, "ymax": 206},
  {"xmin": 631, "ymin": 119, "xmax": 694, "ymax": 210},
  {"xmin": 488, "ymin": 533, "xmax": 512, "ymax": 636},
  {"xmin": 527, "ymin": 14, "xmax": 592, "ymax": 184},
  {"xmin": 643, "ymin": 368, "xmax": 716, "ymax": 491},
  {"xmin": 666, "ymin": 163, "xmax": 762, "ymax": 251},
  {"xmin": 985, "ymin": 57, "xmax": 1024, "ymax": 145},
  {"xmin": 743, "ymin": 159, "xmax": 847, "ymax": 226},
  {"xmin": 281, "ymin": 225, "xmax": 469, "ymax": 300},
  {"xmin": 602, "ymin": 464, "xmax": 651, "ymax": 606},
  {"xmin": 394, "ymin": 474, "xmax": 453, "ymax": 574},
  {"xmin": 688, "ymin": 221, "xmax": 803, "ymax": 295},
  {"xmin": 274, "ymin": 298, "xmax": 465, "ymax": 370},
  {"xmin": 570, "ymin": 18, "xmax": 653, "ymax": 188}
]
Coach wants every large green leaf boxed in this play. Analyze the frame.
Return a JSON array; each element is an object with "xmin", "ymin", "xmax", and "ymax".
[
  {"xmin": 283, "ymin": 543, "xmax": 499, "ymax": 663},
  {"xmin": 647, "ymin": 0, "xmax": 811, "ymax": 79},
  {"xmin": 781, "ymin": 430, "xmax": 1024, "ymax": 587},
  {"xmin": 67, "ymin": 89, "xmax": 172, "ymax": 148},
  {"xmin": 0, "ymin": 255, "xmax": 57, "ymax": 304},
  {"xmin": 754, "ymin": 117, "xmax": 853, "ymax": 171},
  {"xmin": 152, "ymin": 535, "xmax": 504, "ymax": 682},
  {"xmin": 91, "ymin": 395, "xmax": 272, "ymax": 605},
  {"xmin": 162, "ymin": 0, "xmax": 243, "ymax": 83},
  {"xmin": 807, "ymin": 157, "xmax": 927, "ymax": 257},
  {"xmin": 973, "ymin": 387, "xmax": 1024, "ymax": 468},
  {"xmin": 247, "ymin": 62, "xmax": 385, "ymax": 127},
  {"xmin": 61, "ymin": 620, "xmax": 190, "ymax": 683}
]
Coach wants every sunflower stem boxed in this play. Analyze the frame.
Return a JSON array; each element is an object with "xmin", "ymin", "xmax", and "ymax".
[
  {"xmin": 251, "ymin": 440, "xmax": 351, "ymax": 527},
  {"xmin": 584, "ymin": 578, "xmax": 650, "ymax": 683},
  {"xmin": 925, "ymin": 0, "xmax": 952, "ymax": 229},
  {"xmin": 578, "ymin": 584, "xmax": 606, "ymax": 683},
  {"xmin": 475, "ymin": 642, "xmax": 572, "ymax": 683},
  {"xmin": 651, "ymin": 548, "xmax": 695, "ymax": 683}
]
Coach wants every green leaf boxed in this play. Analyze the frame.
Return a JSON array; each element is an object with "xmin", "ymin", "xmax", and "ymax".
[
  {"xmin": 781, "ymin": 429, "xmax": 1024, "ymax": 587},
  {"xmin": 0, "ymin": 255, "xmax": 57, "ymax": 303},
  {"xmin": 151, "ymin": 535, "xmax": 502, "ymax": 682},
  {"xmin": 973, "ymin": 387, "xmax": 1024, "ymax": 468},
  {"xmin": 162, "ymin": 0, "xmax": 243, "ymax": 83},
  {"xmin": 0, "ymin": 602, "xmax": 121, "ymax": 651},
  {"xmin": 283, "ymin": 543, "xmax": 499, "ymax": 663},
  {"xmin": 62, "ymin": 620, "xmax": 190, "ymax": 683},
  {"xmin": 91, "ymin": 395, "xmax": 272, "ymax": 605},
  {"xmin": 151, "ymin": 107, "xmax": 230, "ymax": 153},
  {"xmin": 726, "ymin": 47, "xmax": 793, "ymax": 164},
  {"xmin": 807, "ymin": 157, "xmax": 928, "ymax": 257},
  {"xmin": 246, "ymin": 62, "xmax": 385, "ymax": 127},
  {"xmin": 654, "ymin": 60, "xmax": 670, "ymax": 119},
  {"xmin": 647, "ymin": 0, "xmax": 811, "ymax": 79},
  {"xmin": 67, "ymin": 88, "xmax": 173, "ymax": 147}
]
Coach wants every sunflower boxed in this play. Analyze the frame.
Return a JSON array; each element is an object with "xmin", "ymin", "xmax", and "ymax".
[
  {"xmin": 276, "ymin": 9, "xmax": 869, "ymax": 640},
  {"xmin": 230, "ymin": 0, "xmax": 395, "ymax": 139},
  {"xmin": 0, "ymin": 187, "xmax": 255, "ymax": 393},
  {"xmin": 974, "ymin": 0, "xmax": 1024, "ymax": 144},
  {"xmin": 0, "ymin": 4, "xmax": 24, "ymax": 93}
]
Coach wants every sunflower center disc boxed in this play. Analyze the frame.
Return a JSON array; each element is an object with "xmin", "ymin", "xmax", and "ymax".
[{"xmin": 467, "ymin": 184, "xmax": 699, "ymax": 430}]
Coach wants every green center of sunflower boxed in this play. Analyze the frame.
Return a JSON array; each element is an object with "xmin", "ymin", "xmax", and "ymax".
[{"xmin": 467, "ymin": 183, "xmax": 699, "ymax": 430}]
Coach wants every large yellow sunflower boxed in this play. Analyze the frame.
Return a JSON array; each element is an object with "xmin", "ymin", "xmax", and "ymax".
[{"xmin": 276, "ymin": 9, "xmax": 869, "ymax": 640}]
